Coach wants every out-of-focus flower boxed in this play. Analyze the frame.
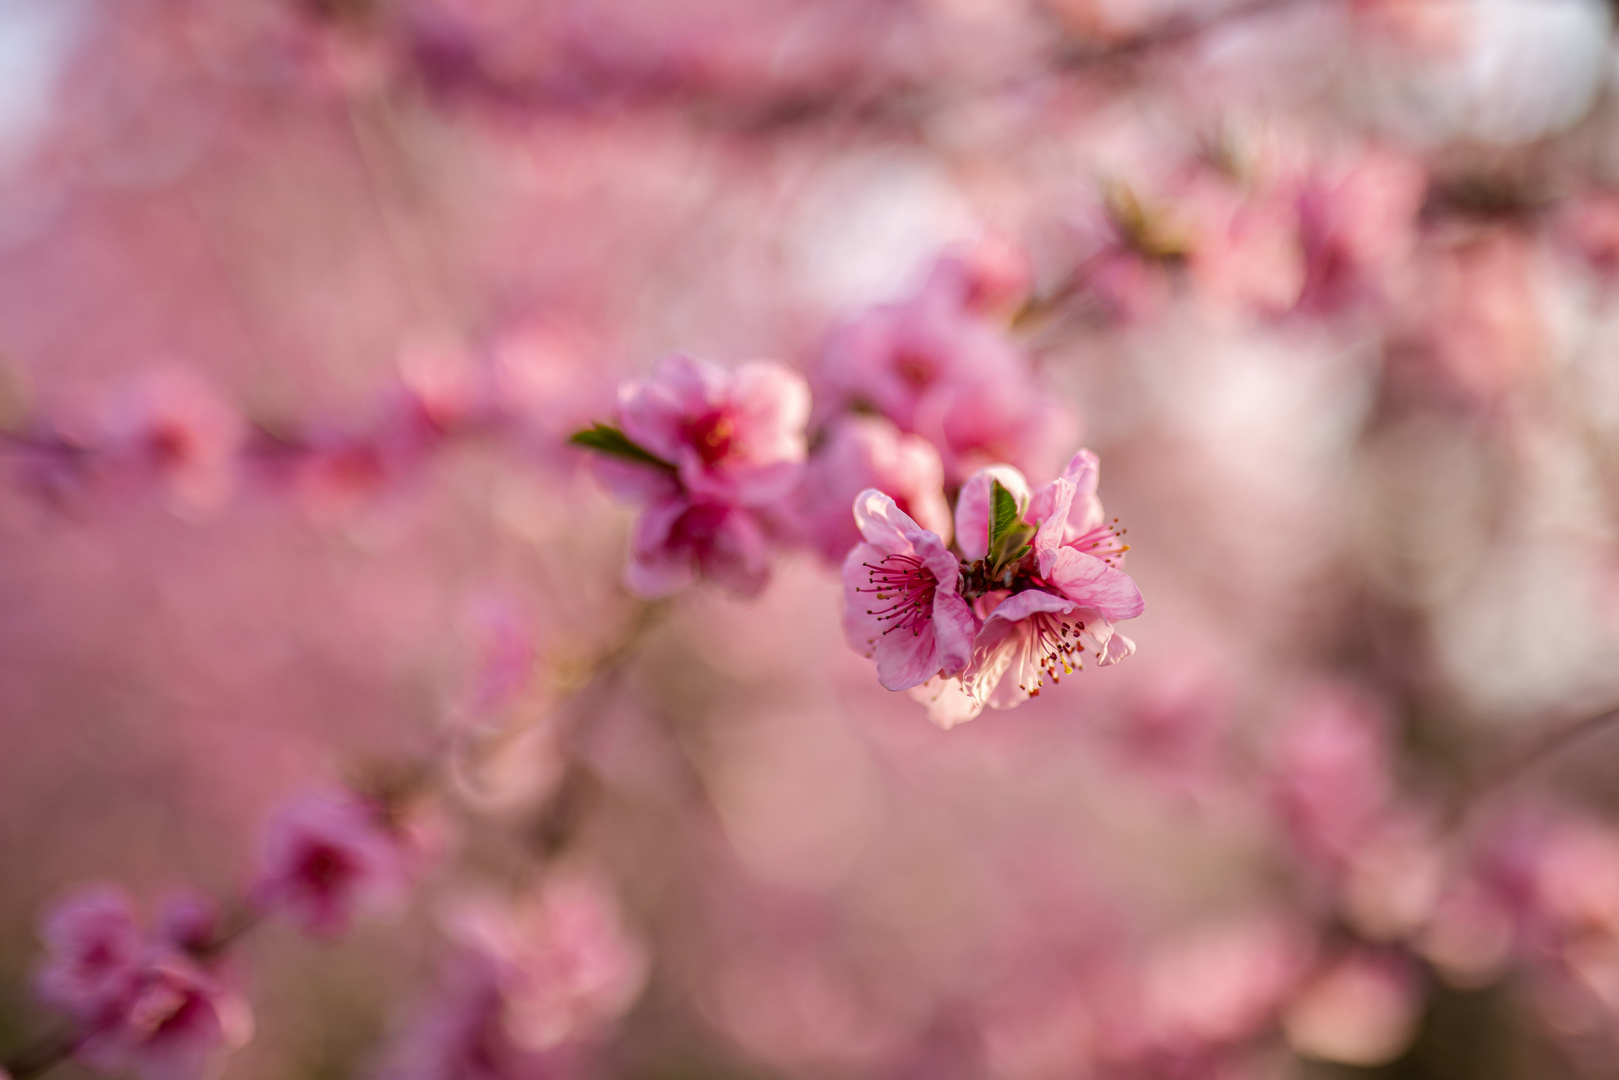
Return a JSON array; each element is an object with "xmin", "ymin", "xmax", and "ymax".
[
  {"xmin": 107, "ymin": 370, "xmax": 243, "ymax": 515},
  {"xmin": 77, "ymin": 951, "xmax": 254, "ymax": 1080},
  {"xmin": 35, "ymin": 885, "xmax": 253, "ymax": 1080},
  {"xmin": 476, "ymin": 877, "xmax": 649, "ymax": 1051},
  {"xmin": 842, "ymin": 489, "xmax": 974, "ymax": 693},
  {"xmin": 795, "ymin": 414, "xmax": 950, "ymax": 564},
  {"xmin": 626, "ymin": 494, "xmax": 773, "ymax": 597},
  {"xmin": 816, "ymin": 260, "xmax": 1071, "ymax": 484},
  {"xmin": 454, "ymin": 588, "xmax": 541, "ymax": 725},
  {"xmin": 1135, "ymin": 914, "xmax": 1311, "ymax": 1058},
  {"xmin": 36, "ymin": 885, "xmax": 144, "ymax": 1028},
  {"xmin": 1270, "ymin": 684, "xmax": 1394, "ymax": 866},
  {"xmin": 1281, "ymin": 948, "xmax": 1423, "ymax": 1067},
  {"xmin": 1555, "ymin": 188, "xmax": 1619, "ymax": 279},
  {"xmin": 1293, "ymin": 150, "xmax": 1425, "ymax": 316},
  {"xmin": 251, "ymin": 788, "xmax": 418, "ymax": 938},
  {"xmin": 577, "ymin": 355, "xmax": 809, "ymax": 597},
  {"xmin": 374, "ymin": 876, "xmax": 646, "ymax": 1080},
  {"xmin": 618, "ymin": 355, "xmax": 808, "ymax": 507}
]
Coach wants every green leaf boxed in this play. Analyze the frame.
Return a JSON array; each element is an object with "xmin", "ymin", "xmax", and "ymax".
[
  {"xmin": 568, "ymin": 423, "xmax": 676, "ymax": 471},
  {"xmin": 986, "ymin": 479, "xmax": 1035, "ymax": 572},
  {"xmin": 988, "ymin": 479, "xmax": 1022, "ymax": 552}
]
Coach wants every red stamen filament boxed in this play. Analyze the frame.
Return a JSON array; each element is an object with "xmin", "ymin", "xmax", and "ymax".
[
  {"xmin": 1019, "ymin": 614, "xmax": 1086, "ymax": 696},
  {"xmin": 858, "ymin": 554, "xmax": 937, "ymax": 637}
]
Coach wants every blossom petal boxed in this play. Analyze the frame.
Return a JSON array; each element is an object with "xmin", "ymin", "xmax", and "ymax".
[
  {"xmin": 1033, "ymin": 477, "xmax": 1076, "ymax": 578},
  {"xmin": 931, "ymin": 592, "xmax": 977, "ymax": 676},
  {"xmin": 907, "ymin": 676, "xmax": 985, "ymax": 729},
  {"xmin": 1047, "ymin": 548, "xmax": 1144, "ymax": 620},
  {"xmin": 851, "ymin": 488, "xmax": 922, "ymax": 556},
  {"xmin": 981, "ymin": 587, "xmax": 1079, "ymax": 626}
]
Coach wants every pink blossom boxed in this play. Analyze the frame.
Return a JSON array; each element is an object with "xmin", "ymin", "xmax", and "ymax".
[
  {"xmin": 936, "ymin": 455, "xmax": 1142, "ymax": 724},
  {"xmin": 375, "ymin": 878, "xmax": 646, "ymax": 1079},
  {"xmin": 1556, "ymin": 188, "xmax": 1619, "ymax": 278},
  {"xmin": 252, "ymin": 789, "xmax": 416, "ymax": 938},
  {"xmin": 841, "ymin": 489, "xmax": 975, "ymax": 693},
  {"xmin": 35, "ymin": 885, "xmax": 144, "ymax": 1027},
  {"xmin": 795, "ymin": 414, "xmax": 951, "ymax": 564},
  {"xmin": 816, "ymin": 266, "xmax": 1071, "ymax": 484},
  {"xmin": 77, "ymin": 951, "xmax": 253, "ymax": 1080},
  {"xmin": 107, "ymin": 370, "xmax": 243, "ymax": 514},
  {"xmin": 1293, "ymin": 150, "xmax": 1425, "ymax": 316},
  {"xmin": 923, "ymin": 241, "xmax": 1032, "ymax": 319},
  {"xmin": 593, "ymin": 355, "xmax": 809, "ymax": 597},
  {"xmin": 625, "ymin": 494, "xmax": 773, "ymax": 598},
  {"xmin": 1270, "ymin": 685, "xmax": 1394, "ymax": 866},
  {"xmin": 482, "ymin": 878, "xmax": 649, "ymax": 1051},
  {"xmin": 35, "ymin": 886, "xmax": 252, "ymax": 1080},
  {"xmin": 618, "ymin": 355, "xmax": 809, "ymax": 506}
]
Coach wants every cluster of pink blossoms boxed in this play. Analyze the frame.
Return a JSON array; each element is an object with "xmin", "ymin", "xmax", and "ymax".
[
  {"xmin": 31, "ymin": 785, "xmax": 427, "ymax": 1080},
  {"xmin": 844, "ymin": 450, "xmax": 1143, "ymax": 728},
  {"xmin": 573, "ymin": 255, "xmax": 1136, "ymax": 723},
  {"xmin": 34, "ymin": 888, "xmax": 251, "ymax": 1080}
]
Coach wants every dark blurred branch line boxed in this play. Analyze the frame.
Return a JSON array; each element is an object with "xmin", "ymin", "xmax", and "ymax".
[{"xmin": 7, "ymin": 0, "xmax": 1619, "ymax": 1079}]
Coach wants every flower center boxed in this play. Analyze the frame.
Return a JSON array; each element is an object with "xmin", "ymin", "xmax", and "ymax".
[
  {"xmin": 683, "ymin": 411, "xmax": 737, "ymax": 467},
  {"xmin": 894, "ymin": 349, "xmax": 939, "ymax": 389},
  {"xmin": 1020, "ymin": 613, "xmax": 1086, "ymax": 697},
  {"xmin": 858, "ymin": 554, "xmax": 937, "ymax": 637},
  {"xmin": 299, "ymin": 842, "xmax": 358, "ymax": 898}
]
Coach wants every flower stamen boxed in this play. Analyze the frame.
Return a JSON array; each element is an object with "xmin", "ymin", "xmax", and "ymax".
[{"xmin": 857, "ymin": 554, "xmax": 938, "ymax": 637}]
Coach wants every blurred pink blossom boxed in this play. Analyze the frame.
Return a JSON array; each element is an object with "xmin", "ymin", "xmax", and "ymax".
[
  {"xmin": 77, "ymin": 951, "xmax": 253, "ymax": 1080},
  {"xmin": 106, "ymin": 370, "xmax": 244, "ymax": 515},
  {"xmin": 251, "ymin": 788, "xmax": 418, "ymax": 938},
  {"xmin": 35, "ymin": 885, "xmax": 144, "ymax": 1028},
  {"xmin": 816, "ymin": 261, "xmax": 1070, "ymax": 484},
  {"xmin": 795, "ymin": 414, "xmax": 951, "ymax": 565},
  {"xmin": 618, "ymin": 355, "xmax": 808, "ymax": 507},
  {"xmin": 35, "ymin": 886, "xmax": 252, "ymax": 1080},
  {"xmin": 376, "ymin": 876, "xmax": 646, "ymax": 1079},
  {"xmin": 1270, "ymin": 685, "xmax": 1394, "ymax": 866}
]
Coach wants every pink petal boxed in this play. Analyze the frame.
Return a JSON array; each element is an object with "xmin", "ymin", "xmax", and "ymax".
[
  {"xmin": 931, "ymin": 592, "xmax": 977, "ymax": 677},
  {"xmin": 1033, "ymin": 477, "xmax": 1076, "ymax": 578},
  {"xmin": 851, "ymin": 489, "xmax": 920, "ymax": 556},
  {"xmin": 1047, "ymin": 548, "xmax": 1144, "ymax": 621}
]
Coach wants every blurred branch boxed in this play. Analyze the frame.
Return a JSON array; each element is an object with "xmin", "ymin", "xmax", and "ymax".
[{"xmin": 1453, "ymin": 702, "xmax": 1619, "ymax": 828}]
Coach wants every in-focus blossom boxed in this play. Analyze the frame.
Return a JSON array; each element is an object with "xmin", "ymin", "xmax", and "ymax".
[
  {"xmin": 841, "ymin": 489, "xmax": 975, "ymax": 693},
  {"xmin": 918, "ymin": 453, "xmax": 1142, "ymax": 727},
  {"xmin": 795, "ymin": 414, "xmax": 950, "ymax": 564},
  {"xmin": 251, "ymin": 788, "xmax": 418, "ymax": 938}
]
